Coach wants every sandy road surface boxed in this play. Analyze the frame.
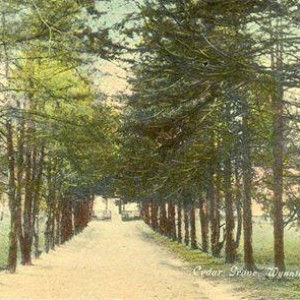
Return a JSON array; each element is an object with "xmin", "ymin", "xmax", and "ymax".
[{"xmin": 0, "ymin": 203, "xmax": 249, "ymax": 300}]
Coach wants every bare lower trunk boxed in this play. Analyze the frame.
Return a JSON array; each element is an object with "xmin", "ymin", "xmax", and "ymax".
[
  {"xmin": 21, "ymin": 147, "xmax": 33, "ymax": 265},
  {"xmin": 177, "ymin": 200, "xmax": 182, "ymax": 243},
  {"xmin": 234, "ymin": 168, "xmax": 242, "ymax": 250},
  {"xmin": 45, "ymin": 208, "xmax": 52, "ymax": 254},
  {"xmin": 159, "ymin": 202, "xmax": 167, "ymax": 235},
  {"xmin": 61, "ymin": 199, "xmax": 73, "ymax": 244},
  {"xmin": 224, "ymin": 155, "xmax": 236, "ymax": 264},
  {"xmin": 207, "ymin": 165, "xmax": 218, "ymax": 255},
  {"xmin": 6, "ymin": 118, "xmax": 18, "ymax": 273},
  {"xmin": 144, "ymin": 202, "xmax": 150, "ymax": 225},
  {"xmin": 151, "ymin": 201, "xmax": 158, "ymax": 231},
  {"xmin": 272, "ymin": 93, "xmax": 285, "ymax": 271},
  {"xmin": 190, "ymin": 204, "xmax": 197, "ymax": 249},
  {"xmin": 170, "ymin": 200, "xmax": 176, "ymax": 241},
  {"xmin": 213, "ymin": 162, "xmax": 223, "ymax": 257},
  {"xmin": 241, "ymin": 107, "xmax": 255, "ymax": 271},
  {"xmin": 183, "ymin": 199, "xmax": 190, "ymax": 246},
  {"xmin": 32, "ymin": 147, "xmax": 44, "ymax": 258},
  {"xmin": 118, "ymin": 199, "xmax": 122, "ymax": 215},
  {"xmin": 271, "ymin": 23, "xmax": 285, "ymax": 272},
  {"xmin": 55, "ymin": 196, "xmax": 61, "ymax": 246},
  {"xmin": 235, "ymin": 197, "xmax": 242, "ymax": 250},
  {"xmin": 199, "ymin": 197, "xmax": 209, "ymax": 253}
]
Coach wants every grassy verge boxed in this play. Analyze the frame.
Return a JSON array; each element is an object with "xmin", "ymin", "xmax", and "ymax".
[{"xmin": 147, "ymin": 230, "xmax": 300, "ymax": 300}]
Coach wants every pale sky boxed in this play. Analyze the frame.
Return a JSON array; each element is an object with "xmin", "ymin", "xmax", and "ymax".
[
  {"xmin": 89, "ymin": 0, "xmax": 138, "ymax": 98},
  {"xmin": 92, "ymin": 60, "xmax": 129, "ymax": 97}
]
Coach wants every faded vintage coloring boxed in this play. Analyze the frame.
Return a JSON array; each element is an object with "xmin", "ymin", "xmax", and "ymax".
[{"xmin": 0, "ymin": 1, "xmax": 299, "ymax": 299}]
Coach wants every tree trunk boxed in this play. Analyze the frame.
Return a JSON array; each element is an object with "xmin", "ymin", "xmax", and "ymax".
[
  {"xmin": 61, "ymin": 199, "xmax": 73, "ymax": 244},
  {"xmin": 151, "ymin": 200, "xmax": 158, "ymax": 230},
  {"xmin": 234, "ymin": 167, "xmax": 242, "ymax": 250},
  {"xmin": 207, "ymin": 138, "xmax": 218, "ymax": 255},
  {"xmin": 183, "ymin": 198, "xmax": 190, "ymax": 247},
  {"xmin": 166, "ymin": 200, "xmax": 173, "ymax": 238},
  {"xmin": 170, "ymin": 200, "xmax": 176, "ymax": 241},
  {"xmin": 6, "ymin": 118, "xmax": 18, "ymax": 273},
  {"xmin": 190, "ymin": 203, "xmax": 197, "ymax": 249},
  {"xmin": 45, "ymin": 159, "xmax": 53, "ymax": 253},
  {"xmin": 118, "ymin": 199, "xmax": 122, "ymax": 214},
  {"xmin": 144, "ymin": 201, "xmax": 150, "ymax": 225},
  {"xmin": 235, "ymin": 197, "xmax": 242, "ymax": 250},
  {"xmin": 199, "ymin": 196, "xmax": 209, "ymax": 253},
  {"xmin": 224, "ymin": 155, "xmax": 236, "ymax": 264},
  {"xmin": 213, "ymin": 158, "xmax": 223, "ymax": 257},
  {"xmin": 159, "ymin": 202, "xmax": 167, "ymax": 235},
  {"xmin": 241, "ymin": 104, "xmax": 255, "ymax": 271},
  {"xmin": 32, "ymin": 147, "xmax": 45, "ymax": 258},
  {"xmin": 177, "ymin": 199, "xmax": 182, "ymax": 243},
  {"xmin": 271, "ymin": 26, "xmax": 285, "ymax": 271},
  {"xmin": 21, "ymin": 145, "xmax": 33, "ymax": 265},
  {"xmin": 16, "ymin": 117, "xmax": 25, "ymax": 263},
  {"xmin": 45, "ymin": 207, "xmax": 53, "ymax": 254},
  {"xmin": 206, "ymin": 162, "xmax": 217, "ymax": 255},
  {"xmin": 55, "ymin": 194, "xmax": 61, "ymax": 246}
]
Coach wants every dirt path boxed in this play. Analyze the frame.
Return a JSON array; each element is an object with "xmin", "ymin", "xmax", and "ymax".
[{"xmin": 0, "ymin": 201, "xmax": 248, "ymax": 300}]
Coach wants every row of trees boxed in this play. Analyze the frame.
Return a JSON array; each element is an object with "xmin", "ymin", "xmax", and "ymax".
[
  {"xmin": 0, "ymin": 0, "xmax": 118, "ymax": 273},
  {"xmin": 118, "ymin": 0, "xmax": 300, "ymax": 272},
  {"xmin": 2, "ymin": 0, "xmax": 300, "ymax": 277}
]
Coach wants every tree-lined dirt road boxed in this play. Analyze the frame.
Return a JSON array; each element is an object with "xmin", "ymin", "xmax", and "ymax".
[{"xmin": 0, "ymin": 204, "xmax": 248, "ymax": 300}]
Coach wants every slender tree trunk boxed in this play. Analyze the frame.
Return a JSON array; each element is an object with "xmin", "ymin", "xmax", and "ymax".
[
  {"xmin": 144, "ymin": 201, "xmax": 150, "ymax": 225},
  {"xmin": 6, "ymin": 118, "xmax": 18, "ymax": 273},
  {"xmin": 74, "ymin": 202, "xmax": 80, "ymax": 234},
  {"xmin": 45, "ymin": 178, "xmax": 54, "ymax": 253},
  {"xmin": 199, "ymin": 196, "xmax": 209, "ymax": 253},
  {"xmin": 55, "ymin": 194, "xmax": 61, "ymax": 246},
  {"xmin": 177, "ymin": 199, "xmax": 182, "ymax": 243},
  {"xmin": 32, "ymin": 147, "xmax": 44, "ymax": 258},
  {"xmin": 45, "ymin": 208, "xmax": 52, "ymax": 253},
  {"xmin": 50, "ymin": 181, "xmax": 57, "ymax": 250},
  {"xmin": 159, "ymin": 202, "xmax": 167, "ymax": 235},
  {"xmin": 235, "ymin": 197, "xmax": 242, "ymax": 250},
  {"xmin": 224, "ymin": 154, "xmax": 236, "ymax": 264},
  {"xmin": 272, "ymin": 91, "xmax": 285, "ymax": 271},
  {"xmin": 213, "ymin": 155, "xmax": 223, "ymax": 257},
  {"xmin": 271, "ymin": 25, "xmax": 285, "ymax": 271},
  {"xmin": 3, "ymin": 15, "xmax": 18, "ymax": 273},
  {"xmin": 45, "ymin": 159, "xmax": 53, "ymax": 253},
  {"xmin": 190, "ymin": 203, "xmax": 197, "ymax": 249},
  {"xmin": 151, "ymin": 200, "xmax": 158, "ymax": 230},
  {"xmin": 241, "ymin": 103, "xmax": 255, "ymax": 271},
  {"xmin": 33, "ymin": 211, "xmax": 41, "ymax": 258},
  {"xmin": 183, "ymin": 198, "xmax": 190, "ymax": 246},
  {"xmin": 16, "ymin": 116, "xmax": 25, "ymax": 261},
  {"xmin": 166, "ymin": 200, "xmax": 173, "ymax": 238},
  {"xmin": 21, "ymin": 144, "xmax": 33, "ymax": 265},
  {"xmin": 50, "ymin": 202, "xmax": 56, "ymax": 250},
  {"xmin": 207, "ymin": 162, "xmax": 218, "ymax": 255},
  {"xmin": 234, "ymin": 167, "xmax": 242, "ymax": 250},
  {"xmin": 118, "ymin": 199, "xmax": 122, "ymax": 214},
  {"xmin": 170, "ymin": 200, "xmax": 176, "ymax": 241}
]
